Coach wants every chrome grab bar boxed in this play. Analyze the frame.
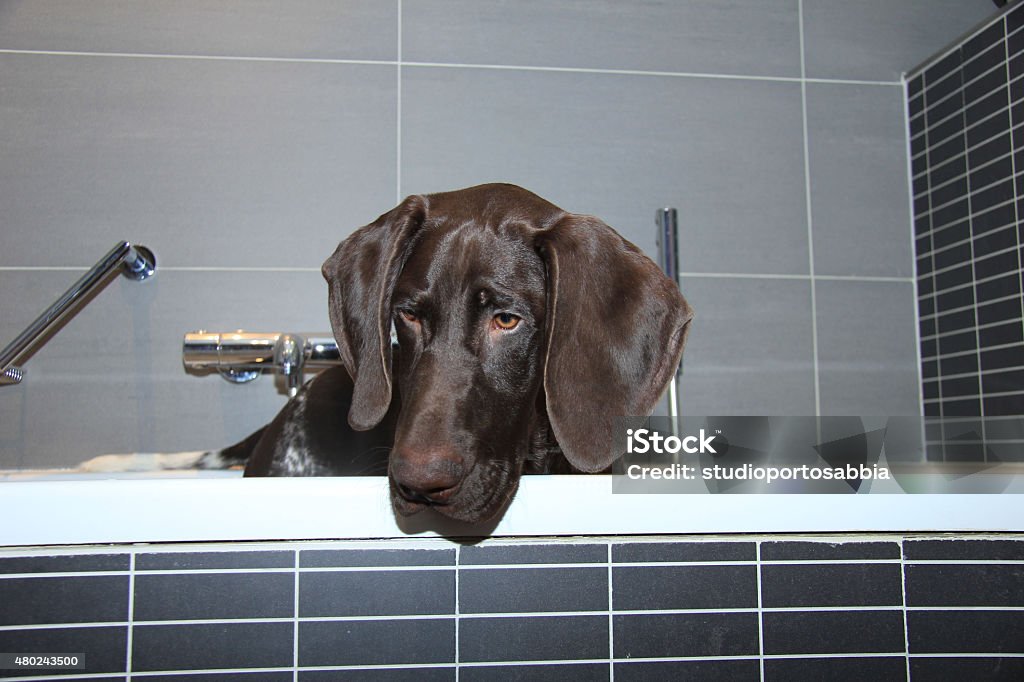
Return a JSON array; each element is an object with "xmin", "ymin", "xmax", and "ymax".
[
  {"xmin": 183, "ymin": 331, "xmax": 341, "ymax": 397},
  {"xmin": 0, "ymin": 241, "xmax": 157, "ymax": 386},
  {"xmin": 656, "ymin": 207, "xmax": 683, "ymax": 437}
]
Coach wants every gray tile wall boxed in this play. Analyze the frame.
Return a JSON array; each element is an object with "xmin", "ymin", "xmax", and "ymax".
[{"xmin": 0, "ymin": 0, "xmax": 997, "ymax": 468}]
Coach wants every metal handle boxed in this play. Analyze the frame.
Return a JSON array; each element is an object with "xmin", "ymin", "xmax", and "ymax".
[
  {"xmin": 656, "ymin": 208, "xmax": 683, "ymax": 438},
  {"xmin": 0, "ymin": 241, "xmax": 157, "ymax": 386}
]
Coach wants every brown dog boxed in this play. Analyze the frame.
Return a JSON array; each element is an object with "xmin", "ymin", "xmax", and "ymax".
[{"xmin": 238, "ymin": 183, "xmax": 692, "ymax": 523}]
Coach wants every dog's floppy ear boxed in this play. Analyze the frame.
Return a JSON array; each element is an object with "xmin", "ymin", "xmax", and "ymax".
[
  {"xmin": 322, "ymin": 196, "xmax": 427, "ymax": 430},
  {"xmin": 537, "ymin": 214, "xmax": 694, "ymax": 472}
]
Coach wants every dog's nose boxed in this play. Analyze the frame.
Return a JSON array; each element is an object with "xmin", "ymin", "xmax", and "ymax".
[{"xmin": 390, "ymin": 447, "xmax": 465, "ymax": 505}]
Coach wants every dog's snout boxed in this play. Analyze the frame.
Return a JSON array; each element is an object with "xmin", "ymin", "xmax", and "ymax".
[{"xmin": 391, "ymin": 447, "xmax": 465, "ymax": 505}]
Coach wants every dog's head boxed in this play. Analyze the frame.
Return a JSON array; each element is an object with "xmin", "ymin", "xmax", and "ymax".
[{"xmin": 322, "ymin": 183, "xmax": 693, "ymax": 522}]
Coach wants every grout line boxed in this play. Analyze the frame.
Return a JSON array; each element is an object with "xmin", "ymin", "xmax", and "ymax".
[
  {"xmin": 126, "ymin": 551, "xmax": 135, "ymax": 681},
  {"xmin": 899, "ymin": 539, "xmax": 912, "ymax": 681},
  {"xmin": 0, "ymin": 48, "xmax": 902, "ymax": 86},
  {"xmin": 293, "ymin": 549, "xmax": 300, "ymax": 682},
  {"xmin": 608, "ymin": 542, "xmax": 615, "ymax": 681},
  {"xmin": 798, "ymin": 0, "xmax": 821, "ymax": 420},
  {"xmin": 905, "ymin": 73, "xmax": 928, "ymax": 422},
  {"xmin": 454, "ymin": 543, "xmax": 460, "ymax": 682},
  {"xmin": 396, "ymin": 0, "xmax": 403, "ymax": 205},
  {"xmin": 756, "ymin": 540, "xmax": 765, "ymax": 681}
]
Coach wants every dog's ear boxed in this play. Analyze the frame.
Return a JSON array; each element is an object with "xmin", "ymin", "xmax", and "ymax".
[
  {"xmin": 537, "ymin": 214, "xmax": 694, "ymax": 472},
  {"xmin": 322, "ymin": 196, "xmax": 427, "ymax": 430}
]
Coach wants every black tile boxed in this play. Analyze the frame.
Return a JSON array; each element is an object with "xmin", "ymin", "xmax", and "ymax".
[
  {"xmin": 971, "ymin": 180, "xmax": 1014, "ymax": 214},
  {"xmin": 929, "ymin": 134, "xmax": 966, "ymax": 171},
  {"xmin": 963, "ymin": 21, "xmax": 1006, "ymax": 62},
  {"xmin": 917, "ymin": 255, "xmax": 934, "ymax": 278},
  {"xmin": 911, "ymin": 131, "xmax": 926, "ymax": 158},
  {"xmin": 933, "ymin": 242, "xmax": 972, "ymax": 272},
  {"xmin": 919, "ymin": 273, "xmax": 935, "ymax": 296},
  {"xmin": 909, "ymin": 75, "xmax": 924, "ymax": 98},
  {"xmin": 975, "ymin": 249, "xmax": 1022, "ymax": 281},
  {"xmin": 978, "ymin": 298, "xmax": 1022, "ymax": 327},
  {"xmin": 983, "ymin": 417, "xmax": 1024, "ymax": 440},
  {"xmin": 927, "ymin": 87, "xmax": 966, "ymax": 127},
  {"xmin": 461, "ymin": 615, "xmax": 607, "ymax": 663},
  {"xmin": 974, "ymin": 226, "xmax": 1018, "ymax": 261},
  {"xmin": 938, "ymin": 308, "xmax": 977, "ymax": 335},
  {"xmin": 923, "ymin": 359, "xmax": 939, "ymax": 380},
  {"xmin": 967, "ymin": 131, "xmax": 1011, "ymax": 168},
  {"xmin": 932, "ymin": 219, "xmax": 971, "ymax": 251},
  {"xmin": 965, "ymin": 87, "xmax": 1009, "ymax": 131},
  {"xmin": 979, "ymin": 320, "xmax": 1024, "ymax": 348},
  {"xmin": 612, "ymin": 541, "xmax": 755, "ymax": 563},
  {"xmin": 967, "ymin": 110, "xmax": 1011, "ymax": 149},
  {"xmin": 919, "ymin": 296, "xmax": 936, "ymax": 319},
  {"xmin": 983, "ymin": 346, "xmax": 1024, "ymax": 372},
  {"xmin": 133, "ymin": 572, "xmax": 294, "ymax": 621},
  {"xmin": 906, "ymin": 564, "xmax": 1024, "ymax": 606},
  {"xmin": 934, "ymin": 263, "xmax": 973, "ymax": 292},
  {"xmin": 925, "ymin": 401, "xmax": 941, "ymax": 418},
  {"xmin": 940, "ymin": 352, "xmax": 979, "ymax": 378},
  {"xmin": 461, "ymin": 663, "xmax": 609, "ymax": 682},
  {"xmin": 976, "ymin": 272, "xmax": 1021, "ymax": 303},
  {"xmin": 924, "ymin": 379, "xmax": 940, "ymax": 400},
  {"xmin": 944, "ymin": 441, "xmax": 986, "ymax": 461},
  {"xmin": 965, "ymin": 66, "xmax": 1009, "ymax": 109},
  {"xmin": 300, "ymin": 569, "xmax": 453, "ymax": 617},
  {"xmin": 1011, "ymin": 6, "xmax": 1024, "ymax": 40},
  {"xmin": 764, "ymin": 656, "xmax": 907, "ymax": 682},
  {"xmin": 300, "ymin": 548, "xmax": 454, "ymax": 567},
  {"xmin": 300, "ymin": 670, "xmax": 454, "ymax": 682},
  {"xmin": 937, "ymin": 196, "xmax": 966, "ymax": 228},
  {"xmin": 907, "ymin": 610, "xmax": 1024, "ymax": 653},
  {"xmin": 761, "ymin": 564, "xmax": 903, "ymax": 608},
  {"xmin": 936, "ymin": 285, "xmax": 974, "ymax": 314},
  {"xmin": 984, "ymin": 392, "xmax": 1024, "ymax": 415},
  {"xmin": 984, "ymin": 368, "xmax": 1024, "ymax": 395},
  {"xmin": 930, "ymin": 154, "xmax": 966, "ymax": 188},
  {"xmin": 941, "ymin": 375, "xmax": 981, "ymax": 400},
  {"xmin": 762, "ymin": 610, "xmax": 905, "ymax": 655},
  {"xmin": 0, "ymin": 554, "xmax": 129, "ymax": 574},
  {"xmin": 0, "ymin": 576, "xmax": 128, "ymax": 626},
  {"xmin": 613, "ymin": 565, "xmax": 756, "ymax": 610},
  {"xmin": 939, "ymin": 331, "xmax": 977, "ymax": 357},
  {"xmin": 926, "ymin": 52, "xmax": 963, "ymax": 94},
  {"xmin": 459, "ymin": 544, "xmax": 606, "ymax": 565},
  {"xmin": 943, "ymin": 398, "xmax": 983, "ymax": 417},
  {"xmin": 613, "ymin": 612, "xmax": 758, "ymax": 659},
  {"xmin": 299, "ymin": 618, "xmax": 454, "ymax": 666},
  {"xmin": 931, "ymin": 115, "xmax": 967, "ymax": 150},
  {"xmin": 132, "ymin": 622, "xmax": 293, "ymax": 671},
  {"xmin": 460, "ymin": 566, "xmax": 605, "ymax": 614},
  {"xmin": 930, "ymin": 176, "xmax": 968, "ymax": 209},
  {"xmin": 921, "ymin": 337, "xmax": 938, "ymax": 360},
  {"xmin": 136, "ymin": 551, "xmax": 294, "ymax": 571},
  {"xmin": 913, "ymin": 193, "xmax": 930, "ymax": 216},
  {"xmin": 912, "ymin": 173, "xmax": 929, "ymax": 199},
  {"xmin": 972, "ymin": 203, "xmax": 1017, "ymax": 239},
  {"xmin": 910, "ymin": 656, "xmax": 1024, "ymax": 681},
  {"xmin": 913, "ymin": 152, "xmax": 929, "ymax": 178},
  {"xmin": 616, "ymin": 659, "xmax": 760, "ymax": 682},
  {"xmin": 0, "ymin": 626, "xmax": 126, "ymax": 675},
  {"xmin": 971, "ymin": 155, "xmax": 1014, "ymax": 197}
]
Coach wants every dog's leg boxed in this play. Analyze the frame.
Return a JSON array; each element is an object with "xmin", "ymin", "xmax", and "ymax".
[{"xmin": 77, "ymin": 426, "xmax": 266, "ymax": 473}]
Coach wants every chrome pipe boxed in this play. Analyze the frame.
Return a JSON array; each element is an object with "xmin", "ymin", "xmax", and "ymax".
[
  {"xmin": 0, "ymin": 241, "xmax": 156, "ymax": 386},
  {"xmin": 183, "ymin": 332, "xmax": 340, "ymax": 370},
  {"xmin": 656, "ymin": 208, "xmax": 683, "ymax": 443}
]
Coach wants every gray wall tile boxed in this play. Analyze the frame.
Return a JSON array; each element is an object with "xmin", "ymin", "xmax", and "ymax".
[
  {"xmin": 0, "ymin": 54, "xmax": 396, "ymax": 268},
  {"xmin": 402, "ymin": 67, "xmax": 809, "ymax": 275},
  {"xmin": 807, "ymin": 83, "xmax": 913, "ymax": 278},
  {"xmin": 803, "ymin": 0, "xmax": 997, "ymax": 82},
  {"xmin": 0, "ymin": 0, "xmax": 397, "ymax": 60},
  {"xmin": 677, "ymin": 276, "xmax": 816, "ymax": 416},
  {"xmin": 816, "ymin": 280, "xmax": 920, "ymax": 415},
  {"xmin": 403, "ymin": 0, "xmax": 800, "ymax": 77}
]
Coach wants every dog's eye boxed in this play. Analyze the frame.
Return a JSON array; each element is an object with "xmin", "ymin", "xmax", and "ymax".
[{"xmin": 493, "ymin": 313, "xmax": 520, "ymax": 330}]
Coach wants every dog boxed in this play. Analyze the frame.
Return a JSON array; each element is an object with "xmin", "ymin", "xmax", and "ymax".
[{"xmin": 84, "ymin": 184, "xmax": 693, "ymax": 524}]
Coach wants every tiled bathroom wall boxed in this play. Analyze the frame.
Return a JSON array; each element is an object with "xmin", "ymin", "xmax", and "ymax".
[
  {"xmin": 907, "ymin": 1, "xmax": 1024, "ymax": 461},
  {"xmin": 0, "ymin": 0, "xmax": 999, "ymax": 467},
  {"xmin": 1, "ymin": 535, "xmax": 1022, "ymax": 680}
]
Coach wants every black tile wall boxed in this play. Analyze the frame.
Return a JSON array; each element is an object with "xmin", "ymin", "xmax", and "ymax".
[
  {"xmin": 909, "ymin": 1, "xmax": 1024, "ymax": 461},
  {"xmin": 0, "ymin": 537, "xmax": 1021, "ymax": 679}
]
